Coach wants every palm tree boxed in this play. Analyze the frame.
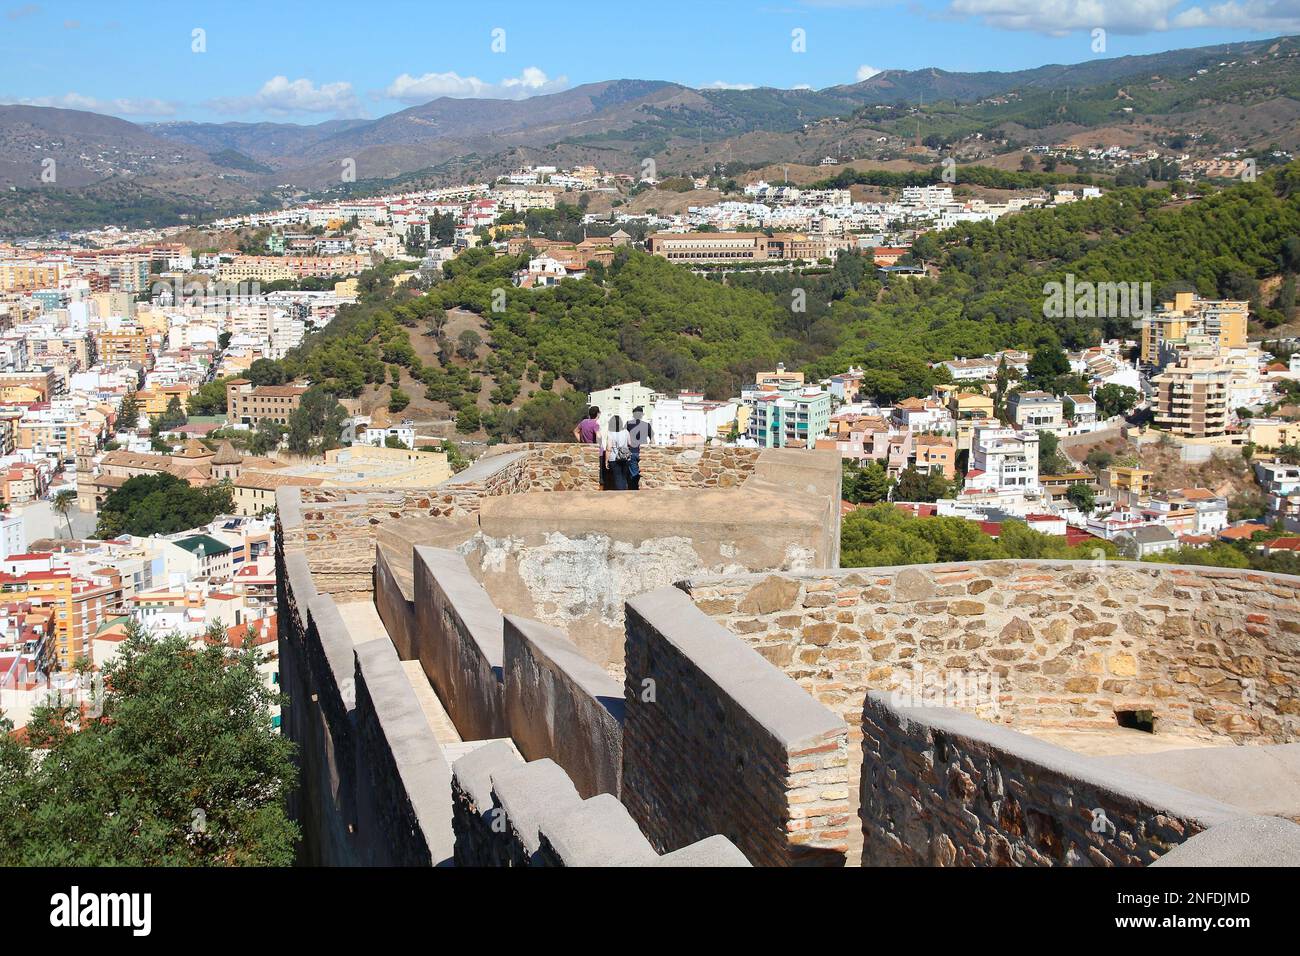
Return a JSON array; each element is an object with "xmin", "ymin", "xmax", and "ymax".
[{"xmin": 52, "ymin": 490, "xmax": 77, "ymax": 539}]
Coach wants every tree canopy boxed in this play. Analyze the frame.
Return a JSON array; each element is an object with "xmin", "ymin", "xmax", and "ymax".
[
  {"xmin": 841, "ymin": 504, "xmax": 1115, "ymax": 568},
  {"xmin": 95, "ymin": 473, "xmax": 234, "ymax": 539},
  {"xmin": 0, "ymin": 621, "xmax": 296, "ymax": 866}
]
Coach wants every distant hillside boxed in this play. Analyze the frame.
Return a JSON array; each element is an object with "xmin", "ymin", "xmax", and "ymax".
[{"xmin": 2, "ymin": 35, "xmax": 1297, "ymax": 235}]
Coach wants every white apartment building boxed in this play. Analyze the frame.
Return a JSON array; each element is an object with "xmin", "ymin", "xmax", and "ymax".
[
  {"xmin": 966, "ymin": 424, "xmax": 1040, "ymax": 493},
  {"xmin": 588, "ymin": 382, "xmax": 659, "ymax": 427},
  {"xmin": 1008, "ymin": 391, "xmax": 1065, "ymax": 433},
  {"xmin": 651, "ymin": 393, "xmax": 738, "ymax": 445},
  {"xmin": 902, "ymin": 185, "xmax": 954, "ymax": 206}
]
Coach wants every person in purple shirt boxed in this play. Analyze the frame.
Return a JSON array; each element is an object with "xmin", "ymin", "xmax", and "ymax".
[{"xmin": 573, "ymin": 405, "xmax": 606, "ymax": 488}]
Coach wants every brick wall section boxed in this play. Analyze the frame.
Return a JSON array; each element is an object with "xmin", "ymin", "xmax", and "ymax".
[
  {"xmin": 861, "ymin": 691, "xmax": 1244, "ymax": 866},
  {"xmin": 621, "ymin": 586, "xmax": 850, "ymax": 866},
  {"xmin": 503, "ymin": 615, "xmax": 625, "ymax": 799},
  {"xmin": 352, "ymin": 639, "xmax": 455, "ymax": 866}
]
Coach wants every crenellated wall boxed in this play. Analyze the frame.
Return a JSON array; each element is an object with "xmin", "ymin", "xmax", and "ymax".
[
  {"xmin": 277, "ymin": 500, "xmax": 456, "ymax": 866},
  {"xmin": 280, "ymin": 477, "xmax": 1300, "ymax": 868},
  {"xmin": 449, "ymin": 740, "xmax": 749, "ymax": 867}
]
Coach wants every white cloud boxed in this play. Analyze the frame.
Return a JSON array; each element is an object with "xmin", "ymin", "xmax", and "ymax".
[
  {"xmin": 704, "ymin": 81, "xmax": 758, "ymax": 90},
  {"xmin": 0, "ymin": 92, "xmax": 179, "ymax": 116},
  {"xmin": 946, "ymin": 0, "xmax": 1184, "ymax": 35},
  {"xmin": 792, "ymin": 83, "xmax": 815, "ymax": 89},
  {"xmin": 384, "ymin": 66, "xmax": 568, "ymax": 103},
  {"xmin": 207, "ymin": 76, "xmax": 364, "ymax": 118},
  {"xmin": 856, "ymin": 64, "xmax": 882, "ymax": 80},
  {"xmin": 1173, "ymin": 0, "xmax": 1300, "ymax": 30}
]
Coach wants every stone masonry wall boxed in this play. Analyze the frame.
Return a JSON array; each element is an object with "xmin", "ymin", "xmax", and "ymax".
[
  {"xmin": 280, "ymin": 444, "xmax": 764, "ymax": 598},
  {"xmin": 476, "ymin": 442, "xmax": 760, "ymax": 492},
  {"xmin": 861, "ymin": 692, "xmax": 1243, "ymax": 866},
  {"xmin": 686, "ymin": 561, "xmax": 1300, "ymax": 744},
  {"xmin": 621, "ymin": 586, "xmax": 851, "ymax": 866},
  {"xmin": 686, "ymin": 560, "xmax": 1300, "ymax": 863}
]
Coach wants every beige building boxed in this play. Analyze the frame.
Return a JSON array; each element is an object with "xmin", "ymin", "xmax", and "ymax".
[
  {"xmin": 1141, "ymin": 292, "xmax": 1248, "ymax": 366},
  {"xmin": 1247, "ymin": 418, "xmax": 1300, "ymax": 450},
  {"xmin": 1152, "ymin": 352, "xmax": 1232, "ymax": 439},
  {"xmin": 217, "ymin": 254, "xmax": 370, "ymax": 283},
  {"xmin": 647, "ymin": 232, "xmax": 773, "ymax": 263},
  {"xmin": 230, "ymin": 444, "xmax": 452, "ymax": 515},
  {"xmin": 1103, "ymin": 465, "xmax": 1154, "ymax": 506},
  {"xmin": 225, "ymin": 379, "xmax": 310, "ymax": 426}
]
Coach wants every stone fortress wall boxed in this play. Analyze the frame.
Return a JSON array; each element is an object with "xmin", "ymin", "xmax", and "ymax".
[
  {"xmin": 277, "ymin": 442, "xmax": 1300, "ymax": 867},
  {"xmin": 276, "ymin": 442, "xmax": 842, "ymax": 866},
  {"xmin": 682, "ymin": 561, "xmax": 1300, "ymax": 863}
]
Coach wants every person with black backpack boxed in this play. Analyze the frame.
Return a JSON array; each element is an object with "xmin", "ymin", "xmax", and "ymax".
[{"xmin": 626, "ymin": 406, "xmax": 653, "ymax": 490}]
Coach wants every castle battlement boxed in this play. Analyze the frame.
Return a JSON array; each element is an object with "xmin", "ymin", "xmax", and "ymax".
[{"xmin": 275, "ymin": 443, "xmax": 1300, "ymax": 867}]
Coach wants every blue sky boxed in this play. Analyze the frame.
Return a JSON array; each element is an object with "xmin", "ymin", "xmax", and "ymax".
[{"xmin": 1, "ymin": 0, "xmax": 1296, "ymax": 123}]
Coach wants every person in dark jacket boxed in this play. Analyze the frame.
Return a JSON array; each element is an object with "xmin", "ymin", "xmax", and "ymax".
[{"xmin": 626, "ymin": 406, "xmax": 653, "ymax": 490}]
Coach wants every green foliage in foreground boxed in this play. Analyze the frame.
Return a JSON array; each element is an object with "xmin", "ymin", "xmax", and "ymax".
[
  {"xmin": 0, "ymin": 621, "xmax": 297, "ymax": 865},
  {"xmin": 840, "ymin": 504, "xmax": 1115, "ymax": 568}
]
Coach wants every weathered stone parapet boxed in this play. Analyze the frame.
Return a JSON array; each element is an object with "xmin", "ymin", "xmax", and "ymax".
[
  {"xmin": 860, "ymin": 691, "xmax": 1246, "ymax": 866},
  {"xmin": 685, "ymin": 560, "xmax": 1300, "ymax": 744},
  {"xmin": 411, "ymin": 546, "xmax": 508, "ymax": 741},
  {"xmin": 352, "ymin": 639, "xmax": 455, "ymax": 866},
  {"xmin": 1150, "ymin": 816, "xmax": 1300, "ymax": 867},
  {"xmin": 503, "ymin": 615, "xmax": 624, "ymax": 799},
  {"xmin": 450, "ymin": 740, "xmax": 522, "ymax": 867},
  {"xmin": 622, "ymin": 585, "xmax": 850, "ymax": 866},
  {"xmin": 374, "ymin": 545, "xmax": 416, "ymax": 660}
]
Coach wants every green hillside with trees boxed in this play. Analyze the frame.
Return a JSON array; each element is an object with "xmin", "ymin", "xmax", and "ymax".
[{"xmin": 252, "ymin": 163, "xmax": 1300, "ymax": 444}]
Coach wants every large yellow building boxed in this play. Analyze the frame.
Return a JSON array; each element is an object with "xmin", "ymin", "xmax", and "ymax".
[
  {"xmin": 0, "ymin": 258, "xmax": 64, "ymax": 291},
  {"xmin": 1140, "ymin": 292, "xmax": 1247, "ymax": 366},
  {"xmin": 1247, "ymin": 418, "xmax": 1300, "ymax": 450},
  {"xmin": 134, "ymin": 384, "xmax": 192, "ymax": 417}
]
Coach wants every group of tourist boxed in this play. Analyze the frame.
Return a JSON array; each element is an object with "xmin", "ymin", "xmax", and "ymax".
[{"xmin": 572, "ymin": 405, "xmax": 653, "ymax": 490}]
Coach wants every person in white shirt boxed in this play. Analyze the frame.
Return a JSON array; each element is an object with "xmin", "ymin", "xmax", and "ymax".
[{"xmin": 602, "ymin": 414, "xmax": 631, "ymax": 490}]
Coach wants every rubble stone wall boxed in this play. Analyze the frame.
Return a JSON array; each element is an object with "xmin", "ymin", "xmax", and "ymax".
[
  {"xmin": 685, "ymin": 561, "xmax": 1300, "ymax": 744},
  {"xmin": 860, "ymin": 692, "xmax": 1243, "ymax": 866}
]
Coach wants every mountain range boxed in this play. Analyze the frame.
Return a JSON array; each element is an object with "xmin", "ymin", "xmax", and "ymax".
[{"xmin": 1, "ymin": 34, "xmax": 1297, "ymax": 236}]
